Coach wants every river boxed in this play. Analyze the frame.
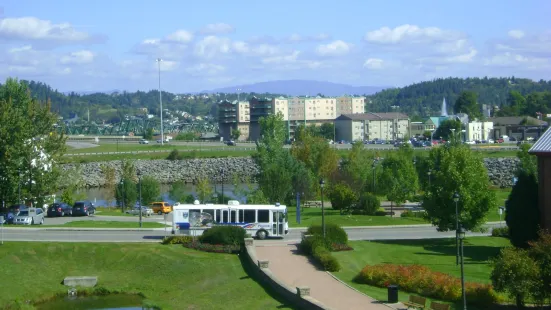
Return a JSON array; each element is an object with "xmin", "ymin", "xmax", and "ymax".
[{"xmin": 82, "ymin": 183, "xmax": 250, "ymax": 207}]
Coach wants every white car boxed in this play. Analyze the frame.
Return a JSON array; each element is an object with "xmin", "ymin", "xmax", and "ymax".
[
  {"xmin": 464, "ymin": 140, "xmax": 476, "ymax": 145},
  {"xmin": 126, "ymin": 206, "xmax": 153, "ymax": 216},
  {"xmin": 139, "ymin": 139, "xmax": 149, "ymax": 144}
]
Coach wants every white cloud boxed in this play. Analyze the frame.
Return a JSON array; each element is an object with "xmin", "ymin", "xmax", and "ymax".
[
  {"xmin": 199, "ymin": 23, "xmax": 235, "ymax": 35},
  {"xmin": 365, "ymin": 24, "xmax": 464, "ymax": 44},
  {"xmin": 194, "ymin": 36, "xmax": 231, "ymax": 59},
  {"xmin": 484, "ymin": 52, "xmax": 550, "ymax": 69},
  {"xmin": 186, "ymin": 63, "xmax": 226, "ymax": 76},
  {"xmin": 493, "ymin": 30, "xmax": 551, "ymax": 57},
  {"xmin": 0, "ymin": 17, "xmax": 101, "ymax": 42},
  {"xmin": 60, "ymin": 50, "xmax": 95, "ymax": 65},
  {"xmin": 316, "ymin": 40, "xmax": 351, "ymax": 56},
  {"xmin": 508, "ymin": 30, "xmax": 525, "ymax": 39},
  {"xmin": 155, "ymin": 60, "xmax": 179, "ymax": 72},
  {"xmin": 165, "ymin": 30, "xmax": 194, "ymax": 43},
  {"xmin": 262, "ymin": 51, "xmax": 300, "ymax": 64},
  {"xmin": 363, "ymin": 58, "xmax": 384, "ymax": 70}
]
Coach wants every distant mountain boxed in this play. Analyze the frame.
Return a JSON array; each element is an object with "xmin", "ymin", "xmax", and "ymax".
[
  {"xmin": 203, "ymin": 80, "xmax": 388, "ymax": 97},
  {"xmin": 63, "ymin": 90, "xmax": 122, "ymax": 96}
]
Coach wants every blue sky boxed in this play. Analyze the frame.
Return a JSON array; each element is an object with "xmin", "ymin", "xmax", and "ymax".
[{"xmin": 0, "ymin": 0, "xmax": 550, "ymax": 93}]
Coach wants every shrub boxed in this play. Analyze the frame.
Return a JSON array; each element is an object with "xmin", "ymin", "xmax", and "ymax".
[
  {"xmin": 299, "ymin": 234, "xmax": 330, "ymax": 255},
  {"xmin": 162, "ymin": 236, "xmax": 194, "ymax": 245},
  {"xmin": 199, "ymin": 226, "xmax": 246, "ymax": 246},
  {"xmin": 327, "ymin": 183, "xmax": 358, "ymax": 214},
  {"xmin": 183, "ymin": 241, "xmax": 240, "ymax": 254},
  {"xmin": 356, "ymin": 264, "xmax": 498, "ymax": 306},
  {"xmin": 306, "ymin": 223, "xmax": 348, "ymax": 245},
  {"xmin": 331, "ymin": 243, "xmax": 354, "ymax": 251},
  {"xmin": 312, "ymin": 245, "xmax": 341, "ymax": 272},
  {"xmin": 166, "ymin": 149, "xmax": 181, "ymax": 160},
  {"xmin": 354, "ymin": 193, "xmax": 380, "ymax": 215},
  {"xmin": 491, "ymin": 227, "xmax": 509, "ymax": 238},
  {"xmin": 374, "ymin": 210, "xmax": 387, "ymax": 216}
]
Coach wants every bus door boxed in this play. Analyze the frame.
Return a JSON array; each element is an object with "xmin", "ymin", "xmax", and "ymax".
[
  {"xmin": 221, "ymin": 209, "xmax": 229, "ymax": 224},
  {"xmin": 272, "ymin": 211, "xmax": 284, "ymax": 236}
]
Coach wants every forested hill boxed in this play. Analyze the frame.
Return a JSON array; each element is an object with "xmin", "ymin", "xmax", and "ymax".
[
  {"xmin": 2, "ymin": 80, "xmax": 284, "ymax": 123},
  {"xmin": 368, "ymin": 77, "xmax": 551, "ymax": 117}
]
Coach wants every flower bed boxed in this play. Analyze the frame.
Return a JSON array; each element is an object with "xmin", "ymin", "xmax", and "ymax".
[
  {"xmin": 183, "ymin": 241, "xmax": 241, "ymax": 254},
  {"xmin": 331, "ymin": 243, "xmax": 354, "ymax": 252},
  {"xmin": 355, "ymin": 264, "xmax": 499, "ymax": 306}
]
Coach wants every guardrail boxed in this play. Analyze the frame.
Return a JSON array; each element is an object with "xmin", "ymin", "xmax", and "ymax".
[{"xmin": 64, "ymin": 147, "xmax": 256, "ymax": 156}]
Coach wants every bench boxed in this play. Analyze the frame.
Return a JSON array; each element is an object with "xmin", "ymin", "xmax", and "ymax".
[
  {"xmin": 403, "ymin": 295, "xmax": 427, "ymax": 309},
  {"xmin": 429, "ymin": 301, "xmax": 450, "ymax": 310}
]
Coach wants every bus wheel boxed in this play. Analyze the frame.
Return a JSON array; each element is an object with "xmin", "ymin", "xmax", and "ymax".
[{"xmin": 256, "ymin": 230, "xmax": 267, "ymax": 240}]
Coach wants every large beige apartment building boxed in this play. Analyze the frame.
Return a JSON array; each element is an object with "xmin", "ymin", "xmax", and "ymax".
[
  {"xmin": 219, "ymin": 95, "xmax": 365, "ymax": 141},
  {"xmin": 334, "ymin": 112, "xmax": 410, "ymax": 142}
]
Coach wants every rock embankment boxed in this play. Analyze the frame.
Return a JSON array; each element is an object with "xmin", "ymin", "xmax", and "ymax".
[
  {"xmin": 62, "ymin": 158, "xmax": 260, "ymax": 188},
  {"xmin": 62, "ymin": 157, "xmax": 519, "ymax": 188}
]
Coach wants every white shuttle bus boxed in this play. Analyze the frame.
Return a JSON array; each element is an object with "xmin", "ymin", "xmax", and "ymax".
[{"xmin": 172, "ymin": 200, "xmax": 289, "ymax": 239}]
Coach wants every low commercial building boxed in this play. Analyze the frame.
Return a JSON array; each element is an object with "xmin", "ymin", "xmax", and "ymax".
[
  {"xmin": 466, "ymin": 121, "xmax": 494, "ymax": 141},
  {"xmin": 488, "ymin": 116, "xmax": 547, "ymax": 140},
  {"xmin": 335, "ymin": 112, "xmax": 409, "ymax": 142}
]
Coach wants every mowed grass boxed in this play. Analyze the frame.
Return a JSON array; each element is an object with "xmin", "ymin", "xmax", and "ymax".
[
  {"xmin": 95, "ymin": 208, "xmax": 134, "ymax": 216},
  {"xmin": 66, "ymin": 143, "xmax": 248, "ymax": 154},
  {"xmin": 0, "ymin": 242, "xmax": 290, "ymax": 309},
  {"xmin": 332, "ymin": 237, "xmax": 511, "ymax": 310},
  {"xmin": 486, "ymin": 187, "xmax": 511, "ymax": 222},
  {"xmin": 287, "ymin": 207, "xmax": 428, "ymax": 227}
]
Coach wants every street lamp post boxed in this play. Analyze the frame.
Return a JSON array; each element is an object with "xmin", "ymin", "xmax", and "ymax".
[
  {"xmin": 319, "ymin": 179, "xmax": 326, "ymax": 239},
  {"xmin": 453, "ymin": 191, "xmax": 460, "ymax": 266},
  {"xmin": 138, "ymin": 170, "xmax": 143, "ymax": 228},
  {"xmin": 156, "ymin": 58, "xmax": 164, "ymax": 146},
  {"xmin": 220, "ymin": 168, "xmax": 224, "ymax": 204},
  {"xmin": 427, "ymin": 169, "xmax": 432, "ymax": 189},
  {"xmin": 120, "ymin": 179, "xmax": 125, "ymax": 214},
  {"xmin": 457, "ymin": 226, "xmax": 467, "ymax": 310},
  {"xmin": 371, "ymin": 160, "xmax": 377, "ymax": 193}
]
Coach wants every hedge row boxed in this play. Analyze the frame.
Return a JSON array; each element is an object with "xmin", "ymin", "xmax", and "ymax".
[{"xmin": 355, "ymin": 264, "xmax": 499, "ymax": 306}]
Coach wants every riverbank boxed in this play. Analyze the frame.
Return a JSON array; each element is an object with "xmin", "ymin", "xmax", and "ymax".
[{"xmin": 63, "ymin": 156, "xmax": 519, "ymax": 188}]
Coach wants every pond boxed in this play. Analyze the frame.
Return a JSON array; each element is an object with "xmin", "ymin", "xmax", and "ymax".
[{"xmin": 36, "ymin": 294, "xmax": 151, "ymax": 310}]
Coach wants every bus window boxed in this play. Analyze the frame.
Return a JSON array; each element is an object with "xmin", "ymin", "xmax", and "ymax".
[
  {"xmin": 258, "ymin": 210, "xmax": 269, "ymax": 223},
  {"xmin": 222, "ymin": 210, "xmax": 229, "ymax": 223},
  {"xmin": 243, "ymin": 210, "xmax": 255, "ymax": 223},
  {"xmin": 215, "ymin": 210, "xmax": 221, "ymax": 223},
  {"xmin": 202, "ymin": 209, "xmax": 214, "ymax": 218},
  {"xmin": 230, "ymin": 210, "xmax": 237, "ymax": 223}
]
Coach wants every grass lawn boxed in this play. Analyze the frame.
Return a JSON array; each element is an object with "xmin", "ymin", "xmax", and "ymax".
[
  {"xmin": 486, "ymin": 187, "xmax": 511, "ymax": 222},
  {"xmin": 287, "ymin": 207, "xmax": 428, "ymax": 227},
  {"xmin": 0, "ymin": 242, "xmax": 290, "ymax": 309},
  {"xmin": 95, "ymin": 208, "xmax": 133, "ymax": 217},
  {"xmin": 332, "ymin": 236, "xmax": 511, "ymax": 309}
]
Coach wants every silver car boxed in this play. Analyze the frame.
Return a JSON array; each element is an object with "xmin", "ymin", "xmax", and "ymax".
[
  {"xmin": 125, "ymin": 206, "xmax": 153, "ymax": 216},
  {"xmin": 14, "ymin": 208, "xmax": 45, "ymax": 225}
]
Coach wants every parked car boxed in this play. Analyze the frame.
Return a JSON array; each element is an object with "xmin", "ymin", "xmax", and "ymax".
[
  {"xmin": 464, "ymin": 140, "xmax": 476, "ymax": 145},
  {"xmin": 126, "ymin": 206, "xmax": 153, "ymax": 216},
  {"xmin": 47, "ymin": 203, "xmax": 73, "ymax": 217},
  {"xmin": 226, "ymin": 140, "xmax": 236, "ymax": 146},
  {"xmin": 139, "ymin": 139, "xmax": 149, "ymax": 144},
  {"xmin": 72, "ymin": 201, "xmax": 96, "ymax": 216},
  {"xmin": 13, "ymin": 208, "xmax": 45, "ymax": 225},
  {"xmin": 150, "ymin": 202, "xmax": 172, "ymax": 215}
]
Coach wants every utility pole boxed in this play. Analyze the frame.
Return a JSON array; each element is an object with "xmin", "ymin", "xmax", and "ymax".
[{"xmin": 156, "ymin": 58, "xmax": 164, "ymax": 145}]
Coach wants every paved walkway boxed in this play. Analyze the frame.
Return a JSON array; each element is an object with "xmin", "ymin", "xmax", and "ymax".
[{"xmin": 255, "ymin": 243, "xmax": 402, "ymax": 310}]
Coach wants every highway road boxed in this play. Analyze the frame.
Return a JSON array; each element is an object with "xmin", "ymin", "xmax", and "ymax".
[{"xmin": 0, "ymin": 223, "xmax": 500, "ymax": 243}]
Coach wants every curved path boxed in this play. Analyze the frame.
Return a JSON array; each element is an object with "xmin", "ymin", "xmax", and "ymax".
[{"xmin": 255, "ymin": 243, "xmax": 398, "ymax": 310}]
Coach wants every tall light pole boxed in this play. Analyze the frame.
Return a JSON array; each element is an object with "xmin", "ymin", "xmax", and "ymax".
[
  {"xmin": 457, "ymin": 226, "xmax": 467, "ymax": 310},
  {"xmin": 453, "ymin": 191, "xmax": 460, "ymax": 266},
  {"xmin": 319, "ymin": 179, "xmax": 326, "ymax": 240},
  {"xmin": 156, "ymin": 58, "xmax": 164, "ymax": 146},
  {"xmin": 427, "ymin": 169, "xmax": 432, "ymax": 189},
  {"xmin": 18, "ymin": 169, "xmax": 21, "ymax": 204},
  {"xmin": 138, "ymin": 170, "xmax": 143, "ymax": 228},
  {"xmin": 220, "ymin": 168, "xmax": 224, "ymax": 204},
  {"xmin": 371, "ymin": 160, "xmax": 377, "ymax": 193}
]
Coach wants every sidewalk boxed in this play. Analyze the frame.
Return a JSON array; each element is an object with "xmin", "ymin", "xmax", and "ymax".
[{"xmin": 255, "ymin": 243, "xmax": 401, "ymax": 310}]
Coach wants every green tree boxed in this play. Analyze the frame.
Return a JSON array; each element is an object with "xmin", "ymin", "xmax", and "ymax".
[
  {"xmin": 528, "ymin": 231, "xmax": 551, "ymax": 303},
  {"xmin": 230, "ymin": 128, "xmax": 241, "ymax": 141},
  {"xmin": 517, "ymin": 143, "xmax": 537, "ymax": 176},
  {"xmin": 169, "ymin": 180, "xmax": 189, "ymax": 202},
  {"xmin": 327, "ymin": 183, "xmax": 358, "ymax": 214},
  {"xmin": 115, "ymin": 177, "xmax": 137, "ymax": 211},
  {"xmin": 340, "ymin": 141, "xmax": 375, "ymax": 192},
  {"xmin": 491, "ymin": 247, "xmax": 542, "ymax": 309},
  {"xmin": 121, "ymin": 160, "xmax": 137, "ymax": 182},
  {"xmin": 355, "ymin": 193, "xmax": 381, "ymax": 215},
  {"xmin": 318, "ymin": 123, "xmax": 335, "ymax": 140},
  {"xmin": 100, "ymin": 164, "xmax": 116, "ymax": 204},
  {"xmin": 379, "ymin": 154, "xmax": 418, "ymax": 207},
  {"xmin": 195, "ymin": 176, "xmax": 213, "ymax": 203},
  {"xmin": 144, "ymin": 127, "xmax": 154, "ymax": 140},
  {"xmin": 433, "ymin": 119, "xmax": 462, "ymax": 141},
  {"xmin": 506, "ymin": 170, "xmax": 540, "ymax": 248},
  {"xmin": 0, "ymin": 78, "xmax": 66, "ymax": 206},
  {"xmin": 138, "ymin": 176, "xmax": 160, "ymax": 205},
  {"xmin": 60, "ymin": 185, "xmax": 87, "ymax": 206},
  {"xmin": 422, "ymin": 145, "xmax": 497, "ymax": 231},
  {"xmin": 454, "ymin": 91, "xmax": 482, "ymax": 120}
]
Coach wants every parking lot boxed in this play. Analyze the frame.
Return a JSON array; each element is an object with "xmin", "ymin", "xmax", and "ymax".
[{"xmin": 40, "ymin": 212, "xmax": 172, "ymax": 226}]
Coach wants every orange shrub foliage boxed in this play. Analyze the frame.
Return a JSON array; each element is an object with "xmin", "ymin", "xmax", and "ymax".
[{"xmin": 355, "ymin": 264, "xmax": 498, "ymax": 306}]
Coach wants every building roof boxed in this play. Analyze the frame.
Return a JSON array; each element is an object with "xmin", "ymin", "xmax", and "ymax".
[
  {"xmin": 529, "ymin": 127, "xmax": 551, "ymax": 154},
  {"xmin": 336, "ymin": 112, "xmax": 408, "ymax": 121},
  {"xmin": 487, "ymin": 116, "xmax": 547, "ymax": 126}
]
